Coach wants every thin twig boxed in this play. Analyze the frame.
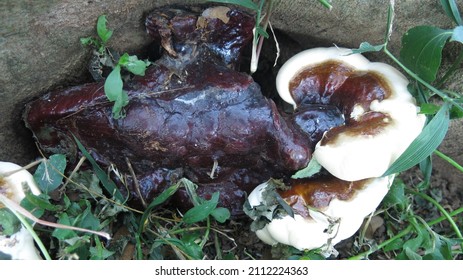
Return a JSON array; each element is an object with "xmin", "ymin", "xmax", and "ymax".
[{"xmin": 126, "ymin": 157, "xmax": 147, "ymax": 208}]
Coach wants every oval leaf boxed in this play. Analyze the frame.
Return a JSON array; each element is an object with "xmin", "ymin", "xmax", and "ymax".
[
  {"xmin": 210, "ymin": 207, "xmax": 230, "ymax": 223},
  {"xmin": 33, "ymin": 154, "xmax": 67, "ymax": 193},
  {"xmin": 97, "ymin": 15, "xmax": 113, "ymax": 43},
  {"xmin": 383, "ymin": 103, "xmax": 450, "ymax": 176},
  {"xmin": 104, "ymin": 65, "xmax": 123, "ymax": 102},
  {"xmin": 182, "ymin": 192, "xmax": 220, "ymax": 224},
  {"xmin": 400, "ymin": 26, "xmax": 453, "ymax": 83}
]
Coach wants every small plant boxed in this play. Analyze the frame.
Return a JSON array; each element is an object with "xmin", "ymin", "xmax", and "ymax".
[
  {"xmin": 81, "ymin": 15, "xmax": 150, "ymax": 119},
  {"xmin": 208, "ymin": 0, "xmax": 332, "ymax": 73}
]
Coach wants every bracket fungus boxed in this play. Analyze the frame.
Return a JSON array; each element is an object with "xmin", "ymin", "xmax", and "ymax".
[
  {"xmin": 245, "ymin": 47, "xmax": 426, "ymax": 254},
  {"xmin": 0, "ymin": 162, "xmax": 42, "ymax": 260},
  {"xmin": 246, "ymin": 175, "xmax": 394, "ymax": 253},
  {"xmin": 276, "ymin": 47, "xmax": 427, "ymax": 181}
]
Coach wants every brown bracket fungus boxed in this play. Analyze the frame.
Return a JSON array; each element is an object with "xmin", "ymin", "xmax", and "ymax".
[
  {"xmin": 246, "ymin": 175, "xmax": 394, "ymax": 254},
  {"xmin": 244, "ymin": 47, "xmax": 426, "ymax": 255},
  {"xmin": 276, "ymin": 47, "xmax": 426, "ymax": 181},
  {"xmin": 0, "ymin": 162, "xmax": 42, "ymax": 260}
]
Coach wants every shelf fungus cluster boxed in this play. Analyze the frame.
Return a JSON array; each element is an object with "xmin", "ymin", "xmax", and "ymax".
[
  {"xmin": 245, "ymin": 47, "xmax": 426, "ymax": 254},
  {"xmin": 23, "ymin": 4, "xmax": 425, "ymax": 254},
  {"xmin": 0, "ymin": 162, "xmax": 42, "ymax": 260}
]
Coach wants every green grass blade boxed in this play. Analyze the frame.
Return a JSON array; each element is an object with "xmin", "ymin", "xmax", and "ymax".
[
  {"xmin": 383, "ymin": 103, "xmax": 450, "ymax": 176},
  {"xmin": 440, "ymin": 0, "xmax": 462, "ymax": 26},
  {"xmin": 72, "ymin": 135, "xmax": 125, "ymax": 202}
]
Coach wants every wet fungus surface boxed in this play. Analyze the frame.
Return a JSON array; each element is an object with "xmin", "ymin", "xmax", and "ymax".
[{"xmin": 24, "ymin": 3, "xmax": 424, "ymax": 231}]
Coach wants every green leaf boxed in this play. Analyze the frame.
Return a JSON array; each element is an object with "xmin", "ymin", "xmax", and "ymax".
[
  {"xmin": 52, "ymin": 212, "xmax": 78, "ymax": 240},
  {"xmin": 90, "ymin": 236, "xmax": 115, "ymax": 260},
  {"xmin": 72, "ymin": 135, "xmax": 125, "ymax": 202},
  {"xmin": 96, "ymin": 15, "xmax": 113, "ymax": 44},
  {"xmin": 206, "ymin": 0, "xmax": 259, "ymax": 11},
  {"xmin": 76, "ymin": 201, "xmax": 100, "ymax": 231},
  {"xmin": 23, "ymin": 192, "xmax": 61, "ymax": 212},
  {"xmin": 125, "ymin": 59, "xmax": 149, "ymax": 76},
  {"xmin": 0, "ymin": 208, "xmax": 21, "ymax": 235},
  {"xmin": 104, "ymin": 65, "xmax": 123, "ymax": 102},
  {"xmin": 182, "ymin": 192, "xmax": 220, "ymax": 224},
  {"xmin": 292, "ymin": 157, "xmax": 322, "ymax": 179},
  {"xmin": 111, "ymin": 90, "xmax": 129, "ymax": 119},
  {"xmin": 400, "ymin": 26, "xmax": 453, "ymax": 83},
  {"xmin": 383, "ymin": 103, "xmax": 450, "ymax": 176},
  {"xmin": 419, "ymin": 103, "xmax": 441, "ymax": 115},
  {"xmin": 33, "ymin": 154, "xmax": 66, "ymax": 193},
  {"xmin": 382, "ymin": 179, "xmax": 407, "ymax": 210},
  {"xmin": 440, "ymin": 0, "xmax": 462, "ymax": 26},
  {"xmin": 210, "ymin": 207, "xmax": 230, "ymax": 223},
  {"xmin": 450, "ymin": 26, "xmax": 463, "ymax": 43},
  {"xmin": 351, "ymin": 42, "xmax": 385, "ymax": 54}
]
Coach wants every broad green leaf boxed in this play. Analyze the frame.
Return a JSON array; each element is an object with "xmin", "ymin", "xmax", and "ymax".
[
  {"xmin": 90, "ymin": 241, "xmax": 115, "ymax": 260},
  {"xmin": 450, "ymin": 26, "xmax": 463, "ymax": 43},
  {"xmin": 292, "ymin": 157, "xmax": 322, "ymax": 179},
  {"xmin": 206, "ymin": 0, "xmax": 258, "ymax": 11},
  {"xmin": 440, "ymin": 0, "xmax": 462, "ymax": 26},
  {"xmin": 182, "ymin": 192, "xmax": 220, "ymax": 224},
  {"xmin": 351, "ymin": 42, "xmax": 385, "ymax": 54},
  {"xmin": 419, "ymin": 103, "xmax": 441, "ymax": 115},
  {"xmin": 124, "ymin": 58, "xmax": 149, "ymax": 76},
  {"xmin": 52, "ymin": 212, "xmax": 78, "ymax": 240},
  {"xmin": 96, "ymin": 15, "xmax": 113, "ymax": 43},
  {"xmin": 383, "ymin": 103, "xmax": 450, "ymax": 176},
  {"xmin": 400, "ymin": 26, "xmax": 453, "ymax": 82},
  {"xmin": 0, "ymin": 208, "xmax": 21, "ymax": 235},
  {"xmin": 72, "ymin": 135, "xmax": 124, "ymax": 202},
  {"xmin": 33, "ymin": 154, "xmax": 66, "ymax": 193},
  {"xmin": 76, "ymin": 201, "xmax": 100, "ymax": 231},
  {"xmin": 180, "ymin": 232, "xmax": 204, "ymax": 259},
  {"xmin": 104, "ymin": 65, "xmax": 123, "ymax": 102},
  {"xmin": 210, "ymin": 207, "xmax": 230, "ymax": 223}
]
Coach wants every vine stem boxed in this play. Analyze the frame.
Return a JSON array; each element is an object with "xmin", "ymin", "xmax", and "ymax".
[
  {"xmin": 434, "ymin": 150, "xmax": 463, "ymax": 173},
  {"xmin": 383, "ymin": 48, "xmax": 463, "ymax": 111},
  {"xmin": 408, "ymin": 189, "xmax": 463, "ymax": 241}
]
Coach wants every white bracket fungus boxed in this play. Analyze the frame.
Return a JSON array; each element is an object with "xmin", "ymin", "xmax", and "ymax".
[
  {"xmin": 245, "ymin": 47, "xmax": 426, "ymax": 255},
  {"xmin": 0, "ymin": 162, "xmax": 42, "ymax": 260},
  {"xmin": 276, "ymin": 47, "xmax": 426, "ymax": 181}
]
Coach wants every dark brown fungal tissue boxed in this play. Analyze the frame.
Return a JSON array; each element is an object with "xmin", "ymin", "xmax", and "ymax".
[{"xmin": 23, "ymin": 5, "xmax": 348, "ymax": 216}]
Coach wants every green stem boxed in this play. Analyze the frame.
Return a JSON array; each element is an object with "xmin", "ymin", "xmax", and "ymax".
[
  {"xmin": 200, "ymin": 217, "xmax": 211, "ymax": 248},
  {"xmin": 383, "ymin": 48, "xmax": 463, "ymax": 112},
  {"xmin": 348, "ymin": 225, "xmax": 413, "ymax": 260},
  {"xmin": 348, "ymin": 207, "xmax": 463, "ymax": 260},
  {"xmin": 11, "ymin": 213, "xmax": 52, "ymax": 260},
  {"xmin": 434, "ymin": 150, "xmax": 463, "ymax": 173},
  {"xmin": 408, "ymin": 189, "xmax": 463, "ymax": 241}
]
